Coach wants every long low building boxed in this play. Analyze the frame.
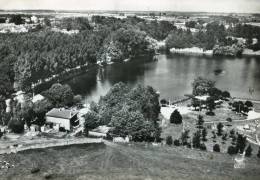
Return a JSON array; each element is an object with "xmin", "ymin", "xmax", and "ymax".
[{"xmin": 46, "ymin": 108, "xmax": 79, "ymax": 131}]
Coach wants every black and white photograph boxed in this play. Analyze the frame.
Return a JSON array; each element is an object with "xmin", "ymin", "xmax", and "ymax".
[{"xmin": 0, "ymin": 0, "xmax": 260, "ymax": 179}]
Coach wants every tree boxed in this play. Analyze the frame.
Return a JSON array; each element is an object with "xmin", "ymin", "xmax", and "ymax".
[
  {"xmin": 236, "ymin": 134, "xmax": 247, "ymax": 154},
  {"xmin": 43, "ymin": 83, "xmax": 74, "ymax": 107},
  {"xmin": 213, "ymin": 144, "xmax": 220, "ymax": 152},
  {"xmin": 33, "ymin": 99, "xmax": 53, "ymax": 126},
  {"xmin": 10, "ymin": 14, "xmax": 24, "ymax": 25},
  {"xmin": 245, "ymin": 145, "xmax": 252, "ymax": 157},
  {"xmin": 84, "ymin": 111, "xmax": 100, "ymax": 136},
  {"xmin": 245, "ymin": 101, "xmax": 253, "ymax": 108},
  {"xmin": 232, "ymin": 101, "xmax": 244, "ymax": 113},
  {"xmin": 257, "ymin": 147, "xmax": 260, "ymax": 158},
  {"xmin": 43, "ymin": 17, "xmax": 51, "ymax": 26},
  {"xmin": 0, "ymin": 96, "xmax": 7, "ymax": 124},
  {"xmin": 170, "ymin": 109, "xmax": 182, "ymax": 124},
  {"xmin": 166, "ymin": 136, "xmax": 173, "ymax": 145},
  {"xmin": 206, "ymin": 97, "xmax": 215, "ymax": 116},
  {"xmin": 8, "ymin": 119, "xmax": 24, "ymax": 134},
  {"xmin": 202, "ymin": 127, "xmax": 207, "ymax": 141},
  {"xmin": 197, "ymin": 115, "xmax": 204, "ymax": 129},
  {"xmin": 180, "ymin": 130, "xmax": 189, "ymax": 145},
  {"xmin": 217, "ymin": 123, "xmax": 224, "ymax": 136},
  {"xmin": 222, "ymin": 133, "xmax": 228, "ymax": 141},
  {"xmin": 192, "ymin": 130, "xmax": 201, "ymax": 149},
  {"xmin": 200, "ymin": 143, "xmax": 207, "ymax": 151},
  {"xmin": 174, "ymin": 139, "xmax": 180, "ymax": 146},
  {"xmin": 109, "ymin": 109, "xmax": 160, "ymax": 142},
  {"xmin": 226, "ymin": 117, "xmax": 232, "ymax": 122},
  {"xmin": 222, "ymin": 91, "xmax": 231, "ymax": 98},
  {"xmin": 192, "ymin": 77, "xmax": 215, "ymax": 96},
  {"xmin": 227, "ymin": 146, "xmax": 238, "ymax": 155}
]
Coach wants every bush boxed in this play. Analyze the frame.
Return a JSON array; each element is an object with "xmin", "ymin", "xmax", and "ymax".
[
  {"xmin": 213, "ymin": 144, "xmax": 220, "ymax": 152},
  {"xmin": 227, "ymin": 146, "xmax": 238, "ymax": 155},
  {"xmin": 226, "ymin": 117, "xmax": 232, "ymax": 122},
  {"xmin": 205, "ymin": 111, "xmax": 215, "ymax": 116},
  {"xmin": 245, "ymin": 101, "xmax": 253, "ymax": 108},
  {"xmin": 173, "ymin": 139, "xmax": 180, "ymax": 146},
  {"xmin": 200, "ymin": 143, "xmax": 207, "ymax": 151},
  {"xmin": 8, "ymin": 119, "xmax": 24, "ymax": 134},
  {"xmin": 222, "ymin": 91, "xmax": 231, "ymax": 98},
  {"xmin": 31, "ymin": 167, "xmax": 40, "ymax": 174},
  {"xmin": 160, "ymin": 99, "xmax": 168, "ymax": 105},
  {"xmin": 166, "ymin": 136, "xmax": 173, "ymax": 145},
  {"xmin": 222, "ymin": 133, "xmax": 228, "ymax": 141},
  {"xmin": 170, "ymin": 109, "xmax": 182, "ymax": 124},
  {"xmin": 245, "ymin": 145, "xmax": 252, "ymax": 157},
  {"xmin": 217, "ymin": 123, "xmax": 224, "ymax": 136}
]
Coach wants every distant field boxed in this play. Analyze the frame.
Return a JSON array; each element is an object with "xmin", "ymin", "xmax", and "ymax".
[{"xmin": 0, "ymin": 142, "xmax": 260, "ymax": 180}]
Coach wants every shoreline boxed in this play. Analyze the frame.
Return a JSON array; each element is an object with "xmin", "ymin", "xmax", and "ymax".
[{"xmin": 169, "ymin": 47, "xmax": 260, "ymax": 57}]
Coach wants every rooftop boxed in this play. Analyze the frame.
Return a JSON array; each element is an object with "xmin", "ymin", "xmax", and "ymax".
[{"xmin": 46, "ymin": 108, "xmax": 78, "ymax": 119}]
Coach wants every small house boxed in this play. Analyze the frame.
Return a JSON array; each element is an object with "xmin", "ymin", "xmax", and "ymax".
[{"xmin": 46, "ymin": 108, "xmax": 79, "ymax": 131}]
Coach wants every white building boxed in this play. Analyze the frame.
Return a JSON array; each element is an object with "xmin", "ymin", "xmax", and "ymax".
[{"xmin": 46, "ymin": 108, "xmax": 79, "ymax": 131}]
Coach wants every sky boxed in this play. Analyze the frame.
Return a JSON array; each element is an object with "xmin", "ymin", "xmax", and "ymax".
[{"xmin": 0, "ymin": 0, "xmax": 260, "ymax": 13}]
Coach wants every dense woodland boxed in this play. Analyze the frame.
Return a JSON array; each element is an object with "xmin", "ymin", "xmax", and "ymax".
[{"xmin": 0, "ymin": 15, "xmax": 260, "ymax": 100}]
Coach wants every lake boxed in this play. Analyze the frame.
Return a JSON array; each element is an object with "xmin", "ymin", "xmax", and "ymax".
[{"xmin": 64, "ymin": 54, "xmax": 260, "ymax": 103}]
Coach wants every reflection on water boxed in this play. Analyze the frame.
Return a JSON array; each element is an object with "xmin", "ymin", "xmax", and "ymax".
[{"xmin": 62, "ymin": 54, "xmax": 260, "ymax": 102}]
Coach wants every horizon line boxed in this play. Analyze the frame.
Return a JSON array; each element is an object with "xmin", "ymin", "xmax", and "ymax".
[{"xmin": 0, "ymin": 9, "xmax": 259, "ymax": 15}]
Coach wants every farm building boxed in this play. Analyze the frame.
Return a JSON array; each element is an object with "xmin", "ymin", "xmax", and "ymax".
[{"xmin": 46, "ymin": 108, "xmax": 79, "ymax": 131}]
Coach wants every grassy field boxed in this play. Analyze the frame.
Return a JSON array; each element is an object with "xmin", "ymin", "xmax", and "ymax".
[
  {"xmin": 160, "ymin": 100, "xmax": 258, "ymax": 154},
  {"xmin": 0, "ymin": 142, "xmax": 260, "ymax": 180}
]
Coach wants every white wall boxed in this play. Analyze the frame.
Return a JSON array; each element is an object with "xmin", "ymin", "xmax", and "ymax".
[{"xmin": 46, "ymin": 116, "xmax": 71, "ymax": 131}]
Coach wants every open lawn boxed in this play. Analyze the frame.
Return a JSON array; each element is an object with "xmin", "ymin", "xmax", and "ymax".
[{"xmin": 0, "ymin": 142, "xmax": 260, "ymax": 180}]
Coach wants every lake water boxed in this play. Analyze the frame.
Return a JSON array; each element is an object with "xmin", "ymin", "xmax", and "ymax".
[{"xmin": 64, "ymin": 54, "xmax": 260, "ymax": 103}]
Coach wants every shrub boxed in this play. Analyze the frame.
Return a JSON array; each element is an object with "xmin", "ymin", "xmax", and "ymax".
[
  {"xmin": 205, "ymin": 111, "xmax": 215, "ymax": 116},
  {"xmin": 192, "ymin": 130, "xmax": 201, "ymax": 148},
  {"xmin": 227, "ymin": 146, "xmax": 238, "ymax": 155},
  {"xmin": 245, "ymin": 145, "xmax": 252, "ymax": 157},
  {"xmin": 222, "ymin": 133, "xmax": 228, "ymax": 141},
  {"xmin": 202, "ymin": 128, "xmax": 207, "ymax": 141},
  {"xmin": 197, "ymin": 115, "xmax": 204, "ymax": 129},
  {"xmin": 200, "ymin": 143, "xmax": 207, "ymax": 151},
  {"xmin": 173, "ymin": 139, "xmax": 180, "ymax": 146},
  {"xmin": 212, "ymin": 131, "xmax": 216, "ymax": 139},
  {"xmin": 166, "ymin": 136, "xmax": 173, "ymax": 145},
  {"xmin": 222, "ymin": 91, "xmax": 231, "ymax": 98},
  {"xmin": 217, "ymin": 123, "xmax": 224, "ymax": 136},
  {"xmin": 31, "ymin": 167, "xmax": 40, "ymax": 174},
  {"xmin": 236, "ymin": 134, "xmax": 247, "ymax": 154},
  {"xmin": 8, "ymin": 119, "xmax": 24, "ymax": 134},
  {"xmin": 160, "ymin": 99, "xmax": 168, "ymax": 105},
  {"xmin": 245, "ymin": 101, "xmax": 253, "ymax": 108},
  {"xmin": 226, "ymin": 117, "xmax": 232, "ymax": 122},
  {"xmin": 213, "ymin": 144, "xmax": 220, "ymax": 152},
  {"xmin": 170, "ymin": 109, "xmax": 182, "ymax": 124}
]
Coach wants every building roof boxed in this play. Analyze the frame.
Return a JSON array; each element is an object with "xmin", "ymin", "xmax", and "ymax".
[
  {"xmin": 32, "ymin": 94, "xmax": 45, "ymax": 103},
  {"xmin": 46, "ymin": 108, "xmax": 78, "ymax": 119}
]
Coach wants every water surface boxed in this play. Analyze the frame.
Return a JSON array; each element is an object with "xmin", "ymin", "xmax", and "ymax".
[{"xmin": 64, "ymin": 54, "xmax": 260, "ymax": 103}]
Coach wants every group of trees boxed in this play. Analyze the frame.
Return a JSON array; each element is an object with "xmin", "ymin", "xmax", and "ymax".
[
  {"xmin": 166, "ymin": 22, "xmax": 227, "ymax": 51},
  {"xmin": 231, "ymin": 100, "xmax": 253, "ymax": 113},
  {"xmin": 84, "ymin": 82, "xmax": 161, "ymax": 142},
  {"xmin": 0, "ymin": 16, "xmax": 156, "ymax": 91}
]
